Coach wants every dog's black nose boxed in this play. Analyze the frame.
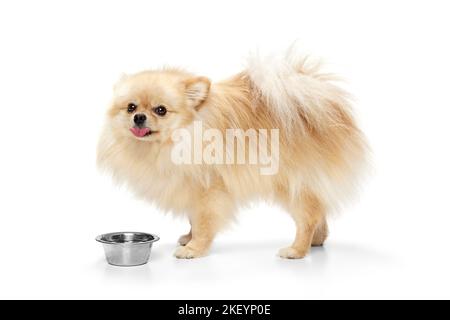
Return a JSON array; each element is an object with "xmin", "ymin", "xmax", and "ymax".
[{"xmin": 134, "ymin": 114, "xmax": 147, "ymax": 126}]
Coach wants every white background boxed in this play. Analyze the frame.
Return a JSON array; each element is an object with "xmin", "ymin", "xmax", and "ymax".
[{"xmin": 0, "ymin": 0, "xmax": 449, "ymax": 299}]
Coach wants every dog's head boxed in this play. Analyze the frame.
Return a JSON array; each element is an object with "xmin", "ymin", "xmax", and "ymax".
[{"xmin": 107, "ymin": 70, "xmax": 210, "ymax": 143}]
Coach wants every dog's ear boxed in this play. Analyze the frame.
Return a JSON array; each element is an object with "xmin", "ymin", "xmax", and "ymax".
[{"xmin": 184, "ymin": 76, "xmax": 211, "ymax": 109}]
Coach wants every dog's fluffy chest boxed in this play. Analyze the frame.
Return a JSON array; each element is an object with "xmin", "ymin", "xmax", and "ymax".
[{"xmin": 98, "ymin": 136, "xmax": 197, "ymax": 213}]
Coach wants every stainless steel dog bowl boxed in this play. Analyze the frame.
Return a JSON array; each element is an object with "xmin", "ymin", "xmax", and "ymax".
[{"xmin": 96, "ymin": 232, "xmax": 159, "ymax": 266}]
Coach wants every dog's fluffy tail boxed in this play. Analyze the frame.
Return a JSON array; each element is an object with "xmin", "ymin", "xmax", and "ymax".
[
  {"xmin": 246, "ymin": 47, "xmax": 370, "ymax": 212},
  {"xmin": 246, "ymin": 48, "xmax": 353, "ymax": 134}
]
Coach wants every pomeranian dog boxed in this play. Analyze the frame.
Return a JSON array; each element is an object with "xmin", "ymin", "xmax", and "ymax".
[{"xmin": 97, "ymin": 49, "xmax": 368, "ymax": 259}]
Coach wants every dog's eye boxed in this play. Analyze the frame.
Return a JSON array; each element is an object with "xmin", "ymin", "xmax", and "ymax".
[
  {"xmin": 127, "ymin": 103, "xmax": 137, "ymax": 113},
  {"xmin": 153, "ymin": 105, "xmax": 167, "ymax": 116}
]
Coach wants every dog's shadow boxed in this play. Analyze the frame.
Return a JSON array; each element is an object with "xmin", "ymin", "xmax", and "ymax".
[
  {"xmin": 211, "ymin": 240, "xmax": 328, "ymax": 272},
  {"xmin": 211, "ymin": 239, "xmax": 393, "ymax": 275},
  {"xmin": 95, "ymin": 241, "xmax": 393, "ymax": 282}
]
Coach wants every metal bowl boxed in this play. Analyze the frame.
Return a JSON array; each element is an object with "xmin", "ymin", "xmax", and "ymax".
[{"xmin": 96, "ymin": 232, "xmax": 159, "ymax": 267}]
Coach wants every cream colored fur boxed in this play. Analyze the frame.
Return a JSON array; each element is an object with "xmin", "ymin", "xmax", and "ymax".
[{"xmin": 97, "ymin": 50, "xmax": 368, "ymax": 259}]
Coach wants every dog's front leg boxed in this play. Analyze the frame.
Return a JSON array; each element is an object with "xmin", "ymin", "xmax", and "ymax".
[
  {"xmin": 174, "ymin": 186, "xmax": 234, "ymax": 259},
  {"xmin": 174, "ymin": 210, "xmax": 216, "ymax": 259},
  {"xmin": 177, "ymin": 228, "xmax": 192, "ymax": 246}
]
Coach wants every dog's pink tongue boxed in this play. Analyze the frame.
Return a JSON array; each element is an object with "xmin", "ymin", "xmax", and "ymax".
[{"xmin": 130, "ymin": 127, "xmax": 151, "ymax": 137}]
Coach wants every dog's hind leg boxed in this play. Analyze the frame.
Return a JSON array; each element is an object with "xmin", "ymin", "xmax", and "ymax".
[{"xmin": 278, "ymin": 189, "xmax": 326, "ymax": 259}]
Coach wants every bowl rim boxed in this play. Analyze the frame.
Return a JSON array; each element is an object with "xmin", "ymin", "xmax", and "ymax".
[{"xmin": 95, "ymin": 231, "xmax": 160, "ymax": 244}]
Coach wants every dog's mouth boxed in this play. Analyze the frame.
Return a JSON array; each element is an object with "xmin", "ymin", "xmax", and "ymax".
[{"xmin": 130, "ymin": 127, "xmax": 156, "ymax": 138}]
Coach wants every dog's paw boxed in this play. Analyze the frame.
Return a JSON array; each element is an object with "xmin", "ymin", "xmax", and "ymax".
[
  {"xmin": 278, "ymin": 246, "xmax": 307, "ymax": 259},
  {"xmin": 174, "ymin": 246, "xmax": 206, "ymax": 259},
  {"xmin": 177, "ymin": 234, "xmax": 192, "ymax": 246}
]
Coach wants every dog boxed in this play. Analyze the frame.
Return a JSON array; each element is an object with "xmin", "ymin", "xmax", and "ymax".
[{"xmin": 97, "ymin": 50, "xmax": 368, "ymax": 259}]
